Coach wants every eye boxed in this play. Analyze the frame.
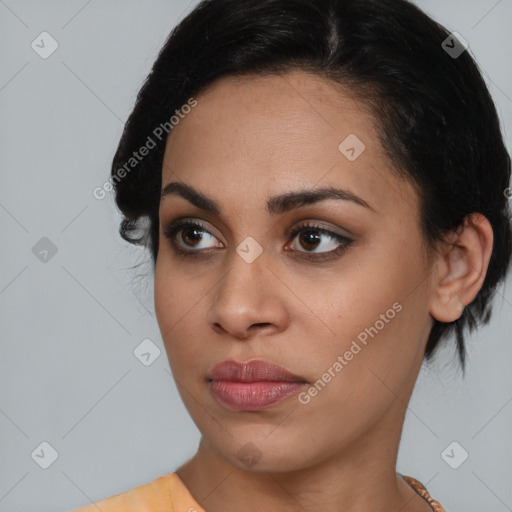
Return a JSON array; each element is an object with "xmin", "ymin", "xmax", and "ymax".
[
  {"xmin": 163, "ymin": 219, "xmax": 354, "ymax": 261},
  {"xmin": 286, "ymin": 222, "xmax": 354, "ymax": 261},
  {"xmin": 163, "ymin": 219, "xmax": 223, "ymax": 258}
]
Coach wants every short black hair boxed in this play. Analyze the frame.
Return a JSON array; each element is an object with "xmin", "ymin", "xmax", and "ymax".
[{"xmin": 111, "ymin": 0, "xmax": 512, "ymax": 370}]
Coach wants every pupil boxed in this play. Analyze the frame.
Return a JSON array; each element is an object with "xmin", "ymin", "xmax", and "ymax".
[
  {"xmin": 301, "ymin": 231, "xmax": 320, "ymax": 250},
  {"xmin": 183, "ymin": 228, "xmax": 202, "ymax": 246}
]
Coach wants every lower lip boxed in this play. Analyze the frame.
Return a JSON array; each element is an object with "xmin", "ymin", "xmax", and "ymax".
[{"xmin": 210, "ymin": 380, "xmax": 307, "ymax": 411}]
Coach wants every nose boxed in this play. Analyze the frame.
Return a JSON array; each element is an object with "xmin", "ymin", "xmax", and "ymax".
[{"xmin": 208, "ymin": 253, "xmax": 290, "ymax": 340}]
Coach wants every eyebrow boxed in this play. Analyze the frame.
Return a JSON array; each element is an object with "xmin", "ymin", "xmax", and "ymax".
[{"xmin": 160, "ymin": 181, "xmax": 375, "ymax": 215}]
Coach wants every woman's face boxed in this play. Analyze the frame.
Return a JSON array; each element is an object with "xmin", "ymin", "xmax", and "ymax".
[{"xmin": 155, "ymin": 70, "xmax": 436, "ymax": 472}]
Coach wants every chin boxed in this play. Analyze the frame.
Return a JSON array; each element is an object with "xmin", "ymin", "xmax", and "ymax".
[{"xmin": 207, "ymin": 431, "xmax": 319, "ymax": 474}]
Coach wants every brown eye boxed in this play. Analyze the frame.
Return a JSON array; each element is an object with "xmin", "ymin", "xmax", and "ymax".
[
  {"xmin": 163, "ymin": 219, "xmax": 354, "ymax": 262},
  {"xmin": 297, "ymin": 230, "xmax": 322, "ymax": 251},
  {"xmin": 288, "ymin": 223, "xmax": 354, "ymax": 261},
  {"xmin": 164, "ymin": 220, "xmax": 223, "ymax": 258},
  {"xmin": 180, "ymin": 225, "xmax": 205, "ymax": 247}
]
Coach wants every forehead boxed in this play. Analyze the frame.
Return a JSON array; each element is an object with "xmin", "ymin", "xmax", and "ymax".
[{"xmin": 161, "ymin": 70, "xmax": 418, "ymax": 219}]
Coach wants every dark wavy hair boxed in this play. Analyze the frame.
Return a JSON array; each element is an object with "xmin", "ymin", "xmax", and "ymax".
[{"xmin": 110, "ymin": 0, "xmax": 512, "ymax": 370}]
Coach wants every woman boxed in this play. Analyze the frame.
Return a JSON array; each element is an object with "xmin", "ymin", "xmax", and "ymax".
[{"xmin": 72, "ymin": 0, "xmax": 512, "ymax": 510}]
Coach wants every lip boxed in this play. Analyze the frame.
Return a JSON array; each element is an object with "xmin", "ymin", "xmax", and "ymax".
[{"xmin": 207, "ymin": 359, "xmax": 308, "ymax": 411}]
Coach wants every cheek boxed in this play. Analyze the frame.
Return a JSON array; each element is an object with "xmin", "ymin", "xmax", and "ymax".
[
  {"xmin": 154, "ymin": 264, "xmax": 190, "ymax": 351},
  {"xmin": 292, "ymin": 303, "xmax": 419, "ymax": 449},
  {"xmin": 302, "ymin": 244, "xmax": 428, "ymax": 398},
  {"xmin": 301, "ymin": 253, "xmax": 408, "ymax": 347},
  {"xmin": 154, "ymin": 256, "xmax": 200, "ymax": 328},
  {"xmin": 154, "ymin": 265, "xmax": 177, "ymax": 332},
  {"xmin": 154, "ymin": 263, "xmax": 211, "ymax": 372}
]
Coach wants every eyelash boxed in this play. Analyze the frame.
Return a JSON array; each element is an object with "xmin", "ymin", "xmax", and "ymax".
[{"xmin": 163, "ymin": 220, "xmax": 354, "ymax": 262}]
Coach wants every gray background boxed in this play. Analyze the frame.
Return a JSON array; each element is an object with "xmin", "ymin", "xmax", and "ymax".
[{"xmin": 0, "ymin": 1, "xmax": 511, "ymax": 511}]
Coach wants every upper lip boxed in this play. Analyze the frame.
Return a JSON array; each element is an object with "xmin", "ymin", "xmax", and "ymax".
[{"xmin": 207, "ymin": 359, "xmax": 307, "ymax": 383}]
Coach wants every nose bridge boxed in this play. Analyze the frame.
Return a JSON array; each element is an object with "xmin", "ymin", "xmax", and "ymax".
[
  {"xmin": 209, "ymin": 244, "xmax": 287, "ymax": 337},
  {"xmin": 218, "ymin": 242, "xmax": 268, "ymax": 307}
]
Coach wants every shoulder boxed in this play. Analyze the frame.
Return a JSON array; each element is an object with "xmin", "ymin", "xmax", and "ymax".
[{"xmin": 70, "ymin": 473, "xmax": 176, "ymax": 512}]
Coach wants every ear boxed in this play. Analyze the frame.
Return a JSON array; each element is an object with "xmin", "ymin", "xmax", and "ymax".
[{"xmin": 429, "ymin": 213, "xmax": 494, "ymax": 323}]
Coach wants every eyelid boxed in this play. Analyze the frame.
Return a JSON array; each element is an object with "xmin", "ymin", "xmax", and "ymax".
[
  {"xmin": 164, "ymin": 217, "xmax": 223, "ymax": 242},
  {"xmin": 163, "ymin": 217, "xmax": 354, "ymax": 260},
  {"xmin": 163, "ymin": 216, "xmax": 352, "ymax": 240},
  {"xmin": 286, "ymin": 222, "xmax": 354, "ymax": 261},
  {"xmin": 287, "ymin": 219, "xmax": 353, "ymax": 239},
  {"xmin": 163, "ymin": 218, "xmax": 223, "ymax": 257}
]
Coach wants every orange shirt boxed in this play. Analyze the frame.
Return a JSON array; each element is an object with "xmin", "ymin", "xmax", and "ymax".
[
  {"xmin": 71, "ymin": 472, "xmax": 445, "ymax": 511},
  {"xmin": 71, "ymin": 472, "xmax": 205, "ymax": 512}
]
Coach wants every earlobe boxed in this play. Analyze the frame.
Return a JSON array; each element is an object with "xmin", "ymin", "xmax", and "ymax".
[{"xmin": 429, "ymin": 213, "xmax": 494, "ymax": 323}]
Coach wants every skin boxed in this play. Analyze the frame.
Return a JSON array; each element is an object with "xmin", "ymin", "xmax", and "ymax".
[{"xmin": 154, "ymin": 70, "xmax": 493, "ymax": 512}]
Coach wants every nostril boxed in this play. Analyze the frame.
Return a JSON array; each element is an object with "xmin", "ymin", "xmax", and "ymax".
[{"xmin": 249, "ymin": 323, "xmax": 273, "ymax": 333}]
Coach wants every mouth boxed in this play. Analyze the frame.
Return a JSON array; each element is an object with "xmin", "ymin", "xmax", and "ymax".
[{"xmin": 207, "ymin": 359, "xmax": 308, "ymax": 411}]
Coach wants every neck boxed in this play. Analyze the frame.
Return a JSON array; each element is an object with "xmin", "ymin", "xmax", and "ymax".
[{"xmin": 176, "ymin": 402, "xmax": 431, "ymax": 512}]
